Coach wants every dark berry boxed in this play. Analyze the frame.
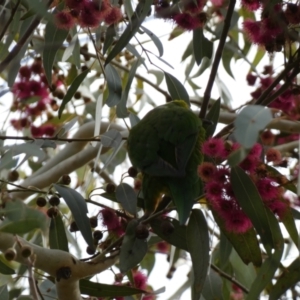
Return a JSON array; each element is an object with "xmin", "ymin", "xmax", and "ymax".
[
  {"xmin": 49, "ymin": 196, "xmax": 60, "ymax": 206},
  {"xmin": 8, "ymin": 170, "xmax": 19, "ymax": 182},
  {"xmin": 69, "ymin": 221, "xmax": 79, "ymax": 232},
  {"xmin": 135, "ymin": 223, "xmax": 149, "ymax": 239},
  {"xmin": 74, "ymin": 91, "xmax": 81, "ymax": 99},
  {"xmin": 93, "ymin": 230, "xmax": 103, "ymax": 241},
  {"xmin": 89, "ymin": 216, "xmax": 98, "ymax": 228},
  {"xmin": 86, "ymin": 245, "xmax": 95, "ymax": 255},
  {"xmin": 36, "ymin": 197, "xmax": 47, "ymax": 207},
  {"xmin": 128, "ymin": 166, "xmax": 138, "ymax": 178},
  {"xmin": 21, "ymin": 246, "xmax": 32, "ymax": 258},
  {"xmin": 47, "ymin": 207, "xmax": 59, "ymax": 218},
  {"xmin": 4, "ymin": 248, "xmax": 16, "ymax": 261},
  {"xmin": 105, "ymin": 183, "xmax": 116, "ymax": 193},
  {"xmin": 161, "ymin": 220, "xmax": 175, "ymax": 236},
  {"xmin": 60, "ymin": 174, "xmax": 71, "ymax": 185}
]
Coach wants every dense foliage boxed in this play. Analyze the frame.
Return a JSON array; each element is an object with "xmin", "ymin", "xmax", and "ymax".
[{"xmin": 1, "ymin": 0, "xmax": 300, "ymax": 299}]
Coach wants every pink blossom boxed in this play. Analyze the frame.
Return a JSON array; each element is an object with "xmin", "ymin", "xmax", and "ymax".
[
  {"xmin": 248, "ymin": 143, "xmax": 262, "ymax": 158},
  {"xmin": 224, "ymin": 209, "xmax": 252, "ymax": 233},
  {"xmin": 202, "ymin": 137, "xmax": 225, "ymax": 157},
  {"xmin": 246, "ymin": 73, "xmax": 257, "ymax": 86},
  {"xmin": 133, "ymin": 271, "xmax": 148, "ymax": 290},
  {"xmin": 241, "ymin": 0, "xmax": 261, "ymax": 11},
  {"xmin": 256, "ymin": 178, "xmax": 279, "ymax": 201},
  {"xmin": 182, "ymin": 0, "xmax": 205, "ymax": 13},
  {"xmin": 55, "ymin": 11, "xmax": 76, "ymax": 30},
  {"xmin": 105, "ymin": 6, "xmax": 123, "ymax": 25},
  {"xmin": 197, "ymin": 162, "xmax": 216, "ymax": 182},
  {"xmin": 239, "ymin": 155, "xmax": 258, "ymax": 173},
  {"xmin": 19, "ymin": 66, "xmax": 32, "ymax": 79},
  {"xmin": 266, "ymin": 148, "xmax": 282, "ymax": 164},
  {"xmin": 99, "ymin": 208, "xmax": 121, "ymax": 231},
  {"xmin": 267, "ymin": 199, "xmax": 287, "ymax": 219},
  {"xmin": 173, "ymin": 13, "xmax": 201, "ymax": 30},
  {"xmin": 205, "ymin": 181, "xmax": 224, "ymax": 202}
]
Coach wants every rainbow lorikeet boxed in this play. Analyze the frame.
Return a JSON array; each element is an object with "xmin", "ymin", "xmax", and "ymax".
[{"xmin": 127, "ymin": 100, "xmax": 205, "ymax": 224}]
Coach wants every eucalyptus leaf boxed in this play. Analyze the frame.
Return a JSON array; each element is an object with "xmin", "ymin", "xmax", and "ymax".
[
  {"xmin": 49, "ymin": 215, "xmax": 69, "ymax": 252},
  {"xmin": 101, "ymin": 129, "xmax": 122, "ymax": 148},
  {"xmin": 164, "ymin": 72, "xmax": 189, "ymax": 104},
  {"xmin": 104, "ymin": 64, "xmax": 122, "ymax": 107},
  {"xmin": 193, "ymin": 28, "xmax": 213, "ymax": 66},
  {"xmin": 59, "ymin": 69, "xmax": 90, "ymax": 118},
  {"xmin": 54, "ymin": 184, "xmax": 94, "ymax": 251},
  {"xmin": 0, "ymin": 285, "xmax": 8, "ymax": 300},
  {"xmin": 234, "ymin": 105, "xmax": 272, "ymax": 149},
  {"xmin": 105, "ymin": 0, "xmax": 152, "ymax": 66},
  {"xmin": 150, "ymin": 217, "xmax": 188, "ymax": 251},
  {"xmin": 43, "ymin": 22, "xmax": 69, "ymax": 85},
  {"xmin": 119, "ymin": 220, "xmax": 148, "ymax": 273},
  {"xmin": 115, "ymin": 183, "xmax": 137, "ymax": 215},
  {"xmin": 80, "ymin": 279, "xmax": 147, "ymax": 297},
  {"xmin": 0, "ymin": 258, "xmax": 15, "ymax": 275},
  {"xmin": 0, "ymin": 200, "xmax": 47, "ymax": 234},
  {"xmin": 187, "ymin": 209, "xmax": 209, "ymax": 300},
  {"xmin": 141, "ymin": 25, "xmax": 163, "ymax": 57},
  {"xmin": 117, "ymin": 59, "xmax": 141, "ymax": 118}
]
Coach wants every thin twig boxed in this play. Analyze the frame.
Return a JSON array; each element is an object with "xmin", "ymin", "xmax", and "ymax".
[
  {"xmin": 199, "ymin": 0, "xmax": 236, "ymax": 119},
  {"xmin": 211, "ymin": 263, "xmax": 249, "ymax": 294},
  {"xmin": 0, "ymin": 0, "xmax": 21, "ymax": 41},
  {"xmin": 0, "ymin": 0, "xmax": 54, "ymax": 72},
  {"xmin": 0, "ymin": 135, "xmax": 127, "ymax": 142}
]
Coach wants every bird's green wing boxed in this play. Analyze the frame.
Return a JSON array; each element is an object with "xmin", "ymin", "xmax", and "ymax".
[{"xmin": 127, "ymin": 101, "xmax": 202, "ymax": 177}]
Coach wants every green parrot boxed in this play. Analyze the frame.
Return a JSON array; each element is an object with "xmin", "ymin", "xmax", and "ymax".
[{"xmin": 127, "ymin": 100, "xmax": 205, "ymax": 224}]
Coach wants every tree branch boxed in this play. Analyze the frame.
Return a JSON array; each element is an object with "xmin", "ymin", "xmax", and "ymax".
[{"xmin": 199, "ymin": 0, "xmax": 236, "ymax": 119}]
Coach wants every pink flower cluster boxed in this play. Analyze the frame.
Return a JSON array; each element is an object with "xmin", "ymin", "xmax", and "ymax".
[
  {"xmin": 155, "ymin": 0, "xmax": 207, "ymax": 30},
  {"xmin": 99, "ymin": 208, "xmax": 125, "ymax": 236},
  {"xmin": 243, "ymin": 1, "xmax": 300, "ymax": 52},
  {"xmin": 55, "ymin": 0, "xmax": 123, "ymax": 30},
  {"xmin": 114, "ymin": 271, "xmax": 155, "ymax": 300},
  {"xmin": 11, "ymin": 61, "xmax": 56, "ymax": 137},
  {"xmin": 198, "ymin": 138, "xmax": 288, "ymax": 233},
  {"xmin": 246, "ymin": 66, "xmax": 300, "ymax": 118}
]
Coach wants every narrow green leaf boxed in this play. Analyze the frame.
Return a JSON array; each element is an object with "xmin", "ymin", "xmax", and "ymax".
[
  {"xmin": 105, "ymin": 64, "xmax": 122, "ymax": 107},
  {"xmin": 212, "ymin": 210, "xmax": 262, "ymax": 267},
  {"xmin": 141, "ymin": 25, "xmax": 163, "ymax": 57},
  {"xmin": 193, "ymin": 28, "xmax": 213, "ymax": 66},
  {"xmin": 119, "ymin": 220, "xmax": 148, "ymax": 273},
  {"xmin": 204, "ymin": 98, "xmax": 220, "ymax": 137},
  {"xmin": 231, "ymin": 167, "xmax": 283, "ymax": 254},
  {"xmin": 0, "ymin": 285, "xmax": 8, "ymax": 300},
  {"xmin": 248, "ymin": 246, "xmax": 283, "ymax": 299},
  {"xmin": 105, "ymin": 0, "xmax": 152, "ymax": 66},
  {"xmin": 54, "ymin": 184, "xmax": 94, "ymax": 251},
  {"xmin": 164, "ymin": 72, "xmax": 189, "ymax": 104},
  {"xmin": 219, "ymin": 232, "xmax": 232, "ymax": 269},
  {"xmin": 150, "ymin": 217, "xmax": 188, "ymax": 251},
  {"xmin": 58, "ymin": 68, "xmax": 90, "ymax": 118},
  {"xmin": 0, "ymin": 257, "xmax": 15, "ymax": 275},
  {"xmin": 80, "ymin": 279, "xmax": 146, "ymax": 297},
  {"xmin": 252, "ymin": 48, "xmax": 265, "ymax": 68},
  {"xmin": 201, "ymin": 270, "xmax": 223, "ymax": 300},
  {"xmin": 49, "ymin": 215, "xmax": 69, "ymax": 252},
  {"xmin": 115, "ymin": 183, "xmax": 137, "ymax": 215},
  {"xmin": 234, "ymin": 105, "xmax": 272, "ymax": 149},
  {"xmin": 187, "ymin": 209, "xmax": 210, "ymax": 300},
  {"xmin": 182, "ymin": 40, "xmax": 193, "ymax": 61},
  {"xmin": 269, "ymin": 258, "xmax": 300, "ymax": 300},
  {"xmin": 0, "ymin": 200, "xmax": 47, "ymax": 234},
  {"xmin": 281, "ymin": 207, "xmax": 299, "ymax": 247},
  {"xmin": 117, "ymin": 58, "xmax": 140, "ymax": 118},
  {"xmin": 43, "ymin": 22, "xmax": 69, "ymax": 85},
  {"xmin": 101, "ymin": 129, "xmax": 122, "ymax": 148},
  {"xmin": 140, "ymin": 252, "xmax": 155, "ymax": 276},
  {"xmin": 103, "ymin": 25, "xmax": 116, "ymax": 55},
  {"xmin": 222, "ymin": 45, "xmax": 234, "ymax": 78}
]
